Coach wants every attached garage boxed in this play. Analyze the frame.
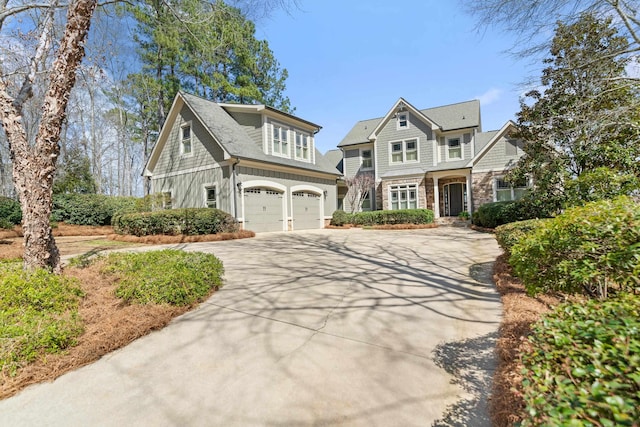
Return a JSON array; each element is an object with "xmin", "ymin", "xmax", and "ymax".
[
  {"xmin": 291, "ymin": 191, "xmax": 322, "ymax": 230},
  {"xmin": 243, "ymin": 188, "xmax": 285, "ymax": 232}
]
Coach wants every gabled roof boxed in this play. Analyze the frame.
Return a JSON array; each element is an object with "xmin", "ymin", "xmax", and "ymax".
[
  {"xmin": 367, "ymin": 98, "xmax": 441, "ymax": 140},
  {"xmin": 324, "ymin": 149, "xmax": 344, "ymax": 174},
  {"xmin": 145, "ymin": 92, "xmax": 340, "ymax": 177},
  {"xmin": 467, "ymin": 120, "xmax": 518, "ymax": 167},
  {"xmin": 338, "ymin": 98, "xmax": 481, "ymax": 148}
]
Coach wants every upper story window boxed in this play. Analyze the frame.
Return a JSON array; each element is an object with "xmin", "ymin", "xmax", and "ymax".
[
  {"xmin": 448, "ymin": 138, "xmax": 461, "ymax": 160},
  {"xmin": 181, "ymin": 123, "xmax": 192, "ymax": 156},
  {"xmin": 495, "ymin": 177, "xmax": 529, "ymax": 202},
  {"xmin": 295, "ymin": 132, "xmax": 310, "ymax": 161},
  {"xmin": 396, "ymin": 112, "xmax": 409, "ymax": 130},
  {"xmin": 361, "ymin": 149, "xmax": 372, "ymax": 170},
  {"xmin": 390, "ymin": 139, "xmax": 419, "ymax": 164},
  {"xmin": 272, "ymin": 124, "xmax": 289, "ymax": 157}
]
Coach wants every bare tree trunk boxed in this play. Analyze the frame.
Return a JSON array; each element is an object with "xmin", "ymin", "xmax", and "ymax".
[{"xmin": 0, "ymin": 0, "xmax": 97, "ymax": 272}]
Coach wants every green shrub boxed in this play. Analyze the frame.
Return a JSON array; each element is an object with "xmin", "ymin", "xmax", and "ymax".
[
  {"xmin": 472, "ymin": 200, "xmax": 536, "ymax": 228},
  {"xmin": 102, "ymin": 250, "xmax": 224, "ymax": 306},
  {"xmin": 510, "ymin": 196, "xmax": 640, "ymax": 298},
  {"xmin": 330, "ymin": 210, "xmax": 352, "ymax": 226},
  {"xmin": 521, "ymin": 294, "xmax": 640, "ymax": 426},
  {"xmin": 351, "ymin": 209, "xmax": 434, "ymax": 226},
  {"xmin": 0, "ymin": 261, "xmax": 84, "ymax": 375},
  {"xmin": 52, "ymin": 194, "xmax": 142, "ymax": 226},
  {"xmin": 112, "ymin": 208, "xmax": 239, "ymax": 236},
  {"xmin": 0, "ymin": 196, "xmax": 22, "ymax": 225},
  {"xmin": 494, "ymin": 219, "xmax": 548, "ymax": 255}
]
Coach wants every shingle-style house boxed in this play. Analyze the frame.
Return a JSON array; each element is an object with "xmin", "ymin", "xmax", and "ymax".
[
  {"xmin": 144, "ymin": 92, "xmax": 341, "ymax": 232},
  {"xmin": 338, "ymin": 97, "xmax": 527, "ymax": 217}
]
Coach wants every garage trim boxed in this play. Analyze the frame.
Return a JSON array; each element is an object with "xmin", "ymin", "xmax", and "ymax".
[
  {"xmin": 290, "ymin": 184, "xmax": 324, "ymax": 231},
  {"xmin": 240, "ymin": 180, "xmax": 287, "ymax": 232}
]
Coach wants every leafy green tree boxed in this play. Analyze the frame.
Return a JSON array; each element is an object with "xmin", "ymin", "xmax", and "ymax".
[
  {"xmin": 510, "ymin": 14, "xmax": 640, "ymax": 215},
  {"xmin": 53, "ymin": 147, "xmax": 98, "ymax": 195}
]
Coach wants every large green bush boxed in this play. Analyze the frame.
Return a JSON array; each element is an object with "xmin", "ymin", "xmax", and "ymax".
[
  {"xmin": 350, "ymin": 209, "xmax": 434, "ymax": 226},
  {"xmin": 102, "ymin": 250, "xmax": 224, "ymax": 306},
  {"xmin": 0, "ymin": 260, "xmax": 84, "ymax": 375},
  {"xmin": 52, "ymin": 194, "xmax": 140, "ymax": 226},
  {"xmin": 494, "ymin": 219, "xmax": 548, "ymax": 255},
  {"xmin": 472, "ymin": 200, "xmax": 535, "ymax": 228},
  {"xmin": 521, "ymin": 294, "xmax": 640, "ymax": 426},
  {"xmin": 330, "ymin": 210, "xmax": 352, "ymax": 226},
  {"xmin": 0, "ymin": 196, "xmax": 22, "ymax": 226},
  {"xmin": 510, "ymin": 196, "xmax": 640, "ymax": 298},
  {"xmin": 112, "ymin": 208, "xmax": 239, "ymax": 236}
]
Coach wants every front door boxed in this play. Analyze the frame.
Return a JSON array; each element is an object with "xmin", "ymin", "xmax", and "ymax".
[{"xmin": 445, "ymin": 183, "xmax": 465, "ymax": 216}]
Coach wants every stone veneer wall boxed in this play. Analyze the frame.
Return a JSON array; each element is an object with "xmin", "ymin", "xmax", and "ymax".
[
  {"xmin": 471, "ymin": 171, "xmax": 501, "ymax": 210},
  {"xmin": 380, "ymin": 177, "xmax": 427, "ymax": 210},
  {"xmin": 438, "ymin": 177, "xmax": 467, "ymax": 216}
]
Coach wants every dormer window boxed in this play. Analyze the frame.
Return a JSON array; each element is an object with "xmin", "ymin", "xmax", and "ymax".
[
  {"xmin": 396, "ymin": 112, "xmax": 409, "ymax": 130},
  {"xmin": 181, "ymin": 123, "xmax": 192, "ymax": 156},
  {"xmin": 295, "ymin": 132, "xmax": 310, "ymax": 161},
  {"xmin": 272, "ymin": 124, "xmax": 289, "ymax": 157}
]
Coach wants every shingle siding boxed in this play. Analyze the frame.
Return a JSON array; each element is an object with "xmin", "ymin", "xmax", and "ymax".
[
  {"xmin": 376, "ymin": 115, "xmax": 434, "ymax": 177},
  {"xmin": 473, "ymin": 136, "xmax": 521, "ymax": 171},
  {"xmin": 227, "ymin": 111, "xmax": 263, "ymax": 148}
]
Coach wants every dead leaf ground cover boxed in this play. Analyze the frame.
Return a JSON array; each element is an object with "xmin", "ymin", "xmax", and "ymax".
[{"xmin": 0, "ymin": 224, "xmax": 253, "ymax": 399}]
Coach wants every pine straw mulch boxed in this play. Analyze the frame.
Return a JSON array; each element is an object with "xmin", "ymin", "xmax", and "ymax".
[
  {"xmin": 489, "ymin": 254, "xmax": 578, "ymax": 426},
  {"xmin": 0, "ymin": 223, "xmax": 114, "ymax": 239},
  {"xmin": 107, "ymin": 229, "xmax": 255, "ymax": 244},
  {"xmin": 0, "ymin": 260, "xmax": 214, "ymax": 400}
]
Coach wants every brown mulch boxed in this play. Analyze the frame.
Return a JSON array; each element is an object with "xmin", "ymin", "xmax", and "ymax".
[
  {"xmin": 0, "ymin": 223, "xmax": 114, "ymax": 239},
  {"xmin": 490, "ymin": 254, "xmax": 564, "ymax": 426},
  {"xmin": 0, "ymin": 261, "xmax": 213, "ymax": 400},
  {"xmin": 107, "ymin": 230, "xmax": 255, "ymax": 244},
  {"xmin": 325, "ymin": 223, "xmax": 438, "ymax": 230}
]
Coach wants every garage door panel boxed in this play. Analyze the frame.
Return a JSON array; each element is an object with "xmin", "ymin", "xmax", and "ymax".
[
  {"xmin": 292, "ymin": 192, "xmax": 321, "ymax": 230},
  {"xmin": 244, "ymin": 188, "xmax": 284, "ymax": 232}
]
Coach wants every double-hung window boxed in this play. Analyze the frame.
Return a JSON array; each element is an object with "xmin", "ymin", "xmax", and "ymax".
[
  {"xmin": 390, "ymin": 184, "xmax": 418, "ymax": 210},
  {"xmin": 397, "ymin": 112, "xmax": 409, "ymax": 129},
  {"xmin": 495, "ymin": 177, "xmax": 529, "ymax": 201},
  {"xmin": 361, "ymin": 149, "xmax": 372, "ymax": 169},
  {"xmin": 295, "ymin": 132, "xmax": 310, "ymax": 161},
  {"xmin": 181, "ymin": 124, "xmax": 192, "ymax": 156},
  {"xmin": 205, "ymin": 186, "xmax": 217, "ymax": 208},
  {"xmin": 390, "ymin": 139, "xmax": 419, "ymax": 164},
  {"xmin": 272, "ymin": 124, "xmax": 289, "ymax": 156},
  {"xmin": 448, "ymin": 138, "xmax": 461, "ymax": 159}
]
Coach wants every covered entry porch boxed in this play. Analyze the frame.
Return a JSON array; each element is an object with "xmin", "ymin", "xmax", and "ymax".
[{"xmin": 427, "ymin": 169, "xmax": 473, "ymax": 219}]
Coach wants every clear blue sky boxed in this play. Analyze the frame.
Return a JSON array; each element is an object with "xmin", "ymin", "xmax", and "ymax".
[{"xmin": 257, "ymin": 1, "xmax": 534, "ymax": 154}]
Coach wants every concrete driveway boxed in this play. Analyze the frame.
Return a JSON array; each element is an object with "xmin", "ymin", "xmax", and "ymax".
[{"xmin": 0, "ymin": 227, "xmax": 502, "ymax": 426}]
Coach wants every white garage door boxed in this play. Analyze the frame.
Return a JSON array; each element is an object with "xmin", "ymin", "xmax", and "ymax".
[
  {"xmin": 243, "ymin": 188, "xmax": 284, "ymax": 232},
  {"xmin": 292, "ymin": 191, "xmax": 321, "ymax": 230}
]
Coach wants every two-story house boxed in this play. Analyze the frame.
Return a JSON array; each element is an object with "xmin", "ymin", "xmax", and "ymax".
[
  {"xmin": 338, "ymin": 97, "xmax": 526, "ymax": 218},
  {"xmin": 144, "ymin": 92, "xmax": 341, "ymax": 232}
]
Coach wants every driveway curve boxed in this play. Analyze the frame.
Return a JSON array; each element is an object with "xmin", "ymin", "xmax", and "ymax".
[{"xmin": 0, "ymin": 227, "xmax": 502, "ymax": 426}]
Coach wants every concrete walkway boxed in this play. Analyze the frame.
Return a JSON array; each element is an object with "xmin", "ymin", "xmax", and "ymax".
[{"xmin": 0, "ymin": 227, "xmax": 502, "ymax": 426}]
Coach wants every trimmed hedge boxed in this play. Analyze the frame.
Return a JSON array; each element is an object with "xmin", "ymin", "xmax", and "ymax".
[
  {"xmin": 112, "ymin": 208, "xmax": 239, "ymax": 236},
  {"xmin": 472, "ymin": 200, "xmax": 535, "ymax": 229},
  {"xmin": 0, "ymin": 197, "xmax": 22, "ymax": 226},
  {"xmin": 52, "ymin": 194, "xmax": 140, "ymax": 226},
  {"xmin": 330, "ymin": 210, "xmax": 351, "ymax": 226},
  {"xmin": 509, "ymin": 196, "xmax": 640, "ymax": 298},
  {"xmin": 494, "ymin": 219, "xmax": 548, "ymax": 255},
  {"xmin": 521, "ymin": 294, "xmax": 640, "ymax": 425},
  {"xmin": 352, "ymin": 209, "xmax": 434, "ymax": 225}
]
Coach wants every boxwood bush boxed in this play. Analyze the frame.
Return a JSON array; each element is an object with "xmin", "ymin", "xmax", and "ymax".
[
  {"xmin": 521, "ymin": 294, "xmax": 640, "ymax": 425},
  {"xmin": 52, "ymin": 194, "xmax": 141, "ymax": 226},
  {"xmin": 0, "ymin": 196, "xmax": 22, "ymax": 227},
  {"xmin": 509, "ymin": 196, "xmax": 640, "ymax": 298},
  {"xmin": 472, "ymin": 200, "xmax": 535, "ymax": 229},
  {"xmin": 351, "ymin": 209, "xmax": 434, "ymax": 226},
  {"xmin": 113, "ymin": 208, "xmax": 239, "ymax": 236},
  {"xmin": 330, "ymin": 210, "xmax": 352, "ymax": 226},
  {"xmin": 494, "ymin": 218, "xmax": 548, "ymax": 255}
]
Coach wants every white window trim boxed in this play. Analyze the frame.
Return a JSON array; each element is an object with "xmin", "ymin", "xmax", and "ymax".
[
  {"xmin": 389, "ymin": 138, "xmax": 420, "ymax": 164},
  {"xmin": 396, "ymin": 112, "xmax": 410, "ymax": 130},
  {"xmin": 360, "ymin": 148, "xmax": 373, "ymax": 171},
  {"xmin": 493, "ymin": 176, "xmax": 530, "ymax": 202},
  {"xmin": 388, "ymin": 183, "xmax": 419, "ymax": 210},
  {"xmin": 203, "ymin": 183, "xmax": 217, "ymax": 209},
  {"xmin": 446, "ymin": 137, "xmax": 463, "ymax": 161},
  {"xmin": 180, "ymin": 122, "xmax": 193, "ymax": 157},
  {"xmin": 271, "ymin": 122, "xmax": 291, "ymax": 158},
  {"xmin": 294, "ymin": 130, "xmax": 312, "ymax": 162}
]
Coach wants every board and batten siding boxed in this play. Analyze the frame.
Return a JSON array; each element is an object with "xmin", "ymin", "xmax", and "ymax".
[
  {"xmin": 375, "ymin": 114, "xmax": 434, "ymax": 177},
  {"xmin": 227, "ymin": 111, "xmax": 263, "ymax": 148},
  {"xmin": 473, "ymin": 136, "xmax": 522, "ymax": 172},
  {"xmin": 154, "ymin": 106, "xmax": 226, "ymax": 176},
  {"xmin": 237, "ymin": 166, "xmax": 337, "ymax": 216},
  {"xmin": 151, "ymin": 166, "xmax": 232, "ymax": 212}
]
